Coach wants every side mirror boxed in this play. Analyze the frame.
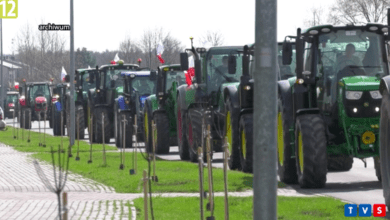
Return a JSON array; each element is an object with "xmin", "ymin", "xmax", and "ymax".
[
  {"xmin": 282, "ymin": 41, "xmax": 293, "ymax": 65},
  {"xmin": 228, "ymin": 55, "xmax": 237, "ymax": 74},
  {"xmin": 65, "ymin": 75, "xmax": 70, "ymax": 83},
  {"xmin": 150, "ymin": 71, "xmax": 157, "ymax": 80},
  {"xmin": 110, "ymin": 79, "xmax": 116, "ymax": 88},
  {"xmin": 180, "ymin": 53, "xmax": 189, "ymax": 71}
]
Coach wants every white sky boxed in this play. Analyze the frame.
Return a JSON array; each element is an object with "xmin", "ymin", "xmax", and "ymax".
[{"xmin": 2, "ymin": 0, "xmax": 335, "ymax": 55}]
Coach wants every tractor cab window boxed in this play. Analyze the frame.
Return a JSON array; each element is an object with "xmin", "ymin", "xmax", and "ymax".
[
  {"xmin": 82, "ymin": 73, "xmax": 95, "ymax": 91},
  {"xmin": 30, "ymin": 84, "xmax": 50, "ymax": 101},
  {"xmin": 278, "ymin": 44, "xmax": 296, "ymax": 80},
  {"xmin": 6, "ymin": 95, "xmax": 18, "ymax": 103},
  {"xmin": 165, "ymin": 70, "xmax": 186, "ymax": 92},
  {"xmin": 131, "ymin": 77, "xmax": 156, "ymax": 96},
  {"xmin": 105, "ymin": 69, "xmax": 124, "ymax": 88},
  {"xmin": 206, "ymin": 50, "xmax": 242, "ymax": 93}
]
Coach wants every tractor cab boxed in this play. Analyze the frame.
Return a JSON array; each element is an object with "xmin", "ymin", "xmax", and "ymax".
[
  {"xmin": 278, "ymin": 42, "xmax": 296, "ymax": 80},
  {"xmin": 156, "ymin": 64, "xmax": 186, "ymax": 104}
]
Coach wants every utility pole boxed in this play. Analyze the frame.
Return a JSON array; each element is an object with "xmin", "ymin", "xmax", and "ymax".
[
  {"xmin": 253, "ymin": 0, "xmax": 277, "ymax": 219},
  {"xmin": 0, "ymin": 19, "xmax": 3, "ymax": 110},
  {"xmin": 69, "ymin": 0, "xmax": 75, "ymax": 145}
]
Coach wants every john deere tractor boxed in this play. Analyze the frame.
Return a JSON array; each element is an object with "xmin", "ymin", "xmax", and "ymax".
[
  {"xmin": 278, "ymin": 22, "xmax": 389, "ymax": 188},
  {"xmin": 143, "ymin": 64, "xmax": 186, "ymax": 153},
  {"xmin": 19, "ymin": 81, "xmax": 53, "ymax": 129},
  {"xmin": 88, "ymin": 61, "xmax": 139, "ymax": 143},
  {"xmin": 114, "ymin": 70, "xmax": 157, "ymax": 148},
  {"xmin": 176, "ymin": 41, "xmax": 244, "ymax": 163}
]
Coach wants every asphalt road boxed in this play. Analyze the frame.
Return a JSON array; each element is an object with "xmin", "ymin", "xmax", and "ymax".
[{"xmin": 4, "ymin": 117, "xmax": 385, "ymax": 207}]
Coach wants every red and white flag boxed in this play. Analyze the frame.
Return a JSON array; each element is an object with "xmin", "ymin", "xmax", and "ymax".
[
  {"xmin": 156, "ymin": 40, "xmax": 165, "ymax": 64},
  {"xmin": 61, "ymin": 66, "xmax": 67, "ymax": 82},
  {"xmin": 185, "ymin": 56, "xmax": 195, "ymax": 86},
  {"xmin": 14, "ymin": 82, "xmax": 19, "ymax": 90}
]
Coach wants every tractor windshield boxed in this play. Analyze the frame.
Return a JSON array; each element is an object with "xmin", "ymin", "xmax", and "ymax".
[
  {"xmin": 82, "ymin": 72, "xmax": 95, "ymax": 91},
  {"xmin": 278, "ymin": 44, "xmax": 296, "ymax": 80},
  {"xmin": 102, "ymin": 69, "xmax": 125, "ymax": 88},
  {"xmin": 165, "ymin": 70, "xmax": 186, "ymax": 92},
  {"xmin": 312, "ymin": 29, "xmax": 388, "ymax": 79},
  {"xmin": 131, "ymin": 76, "xmax": 156, "ymax": 96},
  {"xmin": 30, "ymin": 84, "xmax": 50, "ymax": 101},
  {"xmin": 6, "ymin": 95, "xmax": 18, "ymax": 103},
  {"xmin": 206, "ymin": 49, "xmax": 242, "ymax": 93}
]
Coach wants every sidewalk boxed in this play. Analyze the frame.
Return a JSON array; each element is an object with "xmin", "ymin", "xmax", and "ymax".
[{"xmin": 0, "ymin": 144, "xmax": 315, "ymax": 220}]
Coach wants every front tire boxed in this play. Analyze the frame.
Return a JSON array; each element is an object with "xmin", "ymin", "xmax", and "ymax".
[
  {"xmin": 239, "ymin": 114, "xmax": 253, "ymax": 173},
  {"xmin": 295, "ymin": 114, "xmax": 327, "ymax": 188},
  {"xmin": 224, "ymin": 98, "xmax": 241, "ymax": 170},
  {"xmin": 154, "ymin": 112, "xmax": 170, "ymax": 154},
  {"xmin": 76, "ymin": 105, "xmax": 85, "ymax": 139},
  {"xmin": 143, "ymin": 103, "xmax": 153, "ymax": 153},
  {"xmin": 177, "ymin": 96, "xmax": 190, "ymax": 160},
  {"xmin": 327, "ymin": 155, "xmax": 353, "ymax": 172}
]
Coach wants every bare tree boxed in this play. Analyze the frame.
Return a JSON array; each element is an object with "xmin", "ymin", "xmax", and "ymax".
[
  {"xmin": 303, "ymin": 6, "xmax": 326, "ymax": 28},
  {"xmin": 328, "ymin": 0, "xmax": 390, "ymax": 25},
  {"xmin": 118, "ymin": 36, "xmax": 143, "ymax": 64},
  {"xmin": 199, "ymin": 30, "xmax": 225, "ymax": 47}
]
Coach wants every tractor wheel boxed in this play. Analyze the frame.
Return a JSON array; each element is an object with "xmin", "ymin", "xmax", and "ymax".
[
  {"xmin": 239, "ymin": 114, "xmax": 253, "ymax": 173},
  {"xmin": 19, "ymin": 110, "xmax": 24, "ymax": 129},
  {"xmin": 380, "ymin": 89, "xmax": 390, "ymax": 209},
  {"xmin": 202, "ymin": 115, "xmax": 213, "ymax": 163},
  {"xmin": 53, "ymin": 109, "xmax": 64, "ymax": 136},
  {"xmin": 224, "ymin": 98, "xmax": 241, "ymax": 170},
  {"xmin": 187, "ymin": 110, "xmax": 203, "ymax": 163},
  {"xmin": 374, "ymin": 156, "xmax": 381, "ymax": 182},
  {"xmin": 144, "ymin": 103, "xmax": 153, "ymax": 153},
  {"xmin": 49, "ymin": 111, "xmax": 53, "ymax": 128},
  {"xmin": 177, "ymin": 95, "xmax": 190, "ymax": 160},
  {"xmin": 118, "ymin": 112, "xmax": 133, "ymax": 148},
  {"xmin": 114, "ymin": 105, "xmax": 121, "ymax": 148},
  {"xmin": 327, "ymin": 155, "xmax": 353, "ymax": 172},
  {"xmin": 94, "ymin": 108, "xmax": 111, "ymax": 144},
  {"xmin": 154, "ymin": 112, "xmax": 170, "ymax": 154},
  {"xmin": 277, "ymin": 99, "xmax": 298, "ymax": 183},
  {"xmin": 76, "ymin": 105, "xmax": 85, "ymax": 140},
  {"xmin": 295, "ymin": 114, "xmax": 327, "ymax": 188}
]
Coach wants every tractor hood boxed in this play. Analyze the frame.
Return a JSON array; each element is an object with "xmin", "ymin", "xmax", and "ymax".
[{"xmin": 341, "ymin": 76, "xmax": 380, "ymax": 91}]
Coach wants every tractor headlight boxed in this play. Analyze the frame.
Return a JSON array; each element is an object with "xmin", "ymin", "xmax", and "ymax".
[
  {"xmin": 345, "ymin": 91, "xmax": 363, "ymax": 100},
  {"xmin": 369, "ymin": 90, "xmax": 382, "ymax": 99}
]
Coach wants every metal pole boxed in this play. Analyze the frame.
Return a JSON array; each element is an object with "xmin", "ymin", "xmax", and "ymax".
[
  {"xmin": 88, "ymin": 115, "xmax": 93, "ymax": 163},
  {"xmin": 69, "ymin": 0, "xmax": 75, "ymax": 146},
  {"xmin": 223, "ymin": 137, "xmax": 229, "ymax": 220},
  {"xmin": 102, "ymin": 113, "xmax": 106, "ymax": 166},
  {"xmin": 0, "ymin": 19, "xmax": 3, "ymax": 111},
  {"xmin": 198, "ymin": 147, "xmax": 204, "ymax": 220},
  {"xmin": 28, "ymin": 111, "xmax": 31, "ymax": 142},
  {"xmin": 253, "ymin": 0, "xmax": 277, "ymax": 219},
  {"xmin": 13, "ymin": 110, "xmax": 15, "ymax": 139},
  {"xmin": 134, "ymin": 114, "xmax": 137, "ymax": 173},
  {"xmin": 143, "ymin": 169, "xmax": 149, "ymax": 220},
  {"xmin": 43, "ymin": 111, "xmax": 46, "ymax": 147},
  {"xmin": 206, "ymin": 125, "xmax": 214, "ymax": 218}
]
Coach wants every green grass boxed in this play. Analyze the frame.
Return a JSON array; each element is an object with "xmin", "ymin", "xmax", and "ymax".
[
  {"xmin": 33, "ymin": 150, "xmax": 256, "ymax": 193},
  {"xmin": 132, "ymin": 196, "xmax": 378, "ymax": 220},
  {"xmin": 0, "ymin": 126, "xmax": 117, "ymax": 152}
]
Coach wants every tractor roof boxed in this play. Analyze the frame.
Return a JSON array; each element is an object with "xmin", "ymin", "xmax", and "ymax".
[
  {"xmin": 6, "ymin": 91, "xmax": 19, "ymax": 95},
  {"xmin": 99, "ymin": 63, "xmax": 139, "ymax": 71},
  {"xmin": 302, "ymin": 23, "xmax": 388, "ymax": 36},
  {"xmin": 26, "ymin": 82, "xmax": 50, "ymax": 86},
  {"xmin": 159, "ymin": 64, "xmax": 181, "ymax": 71},
  {"xmin": 121, "ymin": 70, "xmax": 152, "ymax": 77}
]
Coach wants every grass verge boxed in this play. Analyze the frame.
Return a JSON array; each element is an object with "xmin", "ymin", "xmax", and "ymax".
[{"xmin": 132, "ymin": 196, "xmax": 378, "ymax": 220}]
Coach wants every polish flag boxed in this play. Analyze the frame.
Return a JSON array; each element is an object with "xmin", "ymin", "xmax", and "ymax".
[
  {"xmin": 156, "ymin": 40, "xmax": 165, "ymax": 64},
  {"xmin": 185, "ymin": 56, "xmax": 195, "ymax": 86},
  {"xmin": 14, "ymin": 82, "xmax": 19, "ymax": 90},
  {"xmin": 61, "ymin": 66, "xmax": 67, "ymax": 82},
  {"xmin": 114, "ymin": 53, "xmax": 120, "ymax": 63}
]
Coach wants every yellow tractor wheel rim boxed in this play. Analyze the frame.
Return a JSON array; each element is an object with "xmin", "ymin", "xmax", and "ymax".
[
  {"xmin": 226, "ymin": 111, "xmax": 233, "ymax": 154},
  {"xmin": 277, "ymin": 112, "xmax": 284, "ymax": 166},
  {"xmin": 298, "ymin": 131, "xmax": 304, "ymax": 172},
  {"xmin": 144, "ymin": 113, "xmax": 149, "ymax": 142},
  {"xmin": 362, "ymin": 131, "xmax": 375, "ymax": 145},
  {"xmin": 241, "ymin": 128, "xmax": 246, "ymax": 159}
]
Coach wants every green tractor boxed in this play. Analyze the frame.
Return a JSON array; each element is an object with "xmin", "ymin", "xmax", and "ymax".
[
  {"xmin": 177, "ymin": 42, "xmax": 244, "ymax": 162},
  {"xmin": 64, "ymin": 67, "xmax": 98, "ymax": 139},
  {"xmin": 143, "ymin": 64, "xmax": 187, "ymax": 153},
  {"xmin": 88, "ymin": 61, "xmax": 139, "ymax": 143},
  {"xmin": 278, "ymin": 23, "xmax": 389, "ymax": 188},
  {"xmin": 114, "ymin": 70, "xmax": 157, "ymax": 148},
  {"xmin": 222, "ymin": 43, "xmax": 296, "ymax": 172}
]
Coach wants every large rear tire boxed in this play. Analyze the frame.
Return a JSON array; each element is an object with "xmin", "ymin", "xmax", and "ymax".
[
  {"xmin": 177, "ymin": 95, "xmax": 190, "ymax": 160},
  {"xmin": 277, "ymin": 99, "xmax": 298, "ymax": 183},
  {"xmin": 239, "ymin": 114, "xmax": 253, "ymax": 173},
  {"xmin": 76, "ymin": 105, "xmax": 85, "ymax": 140},
  {"xmin": 154, "ymin": 112, "xmax": 170, "ymax": 154},
  {"xmin": 187, "ymin": 110, "xmax": 203, "ymax": 163},
  {"xmin": 295, "ymin": 114, "xmax": 327, "ymax": 188},
  {"xmin": 380, "ymin": 90, "xmax": 390, "ymax": 209},
  {"xmin": 224, "ymin": 98, "xmax": 241, "ymax": 170},
  {"xmin": 143, "ymin": 103, "xmax": 153, "ymax": 153},
  {"xmin": 94, "ymin": 107, "xmax": 111, "ymax": 144},
  {"xmin": 327, "ymin": 155, "xmax": 353, "ymax": 172}
]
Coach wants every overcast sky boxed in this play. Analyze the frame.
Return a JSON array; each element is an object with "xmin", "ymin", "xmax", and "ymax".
[{"xmin": 2, "ymin": 0, "xmax": 336, "ymax": 55}]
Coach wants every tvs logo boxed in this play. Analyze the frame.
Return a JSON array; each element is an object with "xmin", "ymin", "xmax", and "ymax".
[{"xmin": 344, "ymin": 204, "xmax": 386, "ymax": 217}]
